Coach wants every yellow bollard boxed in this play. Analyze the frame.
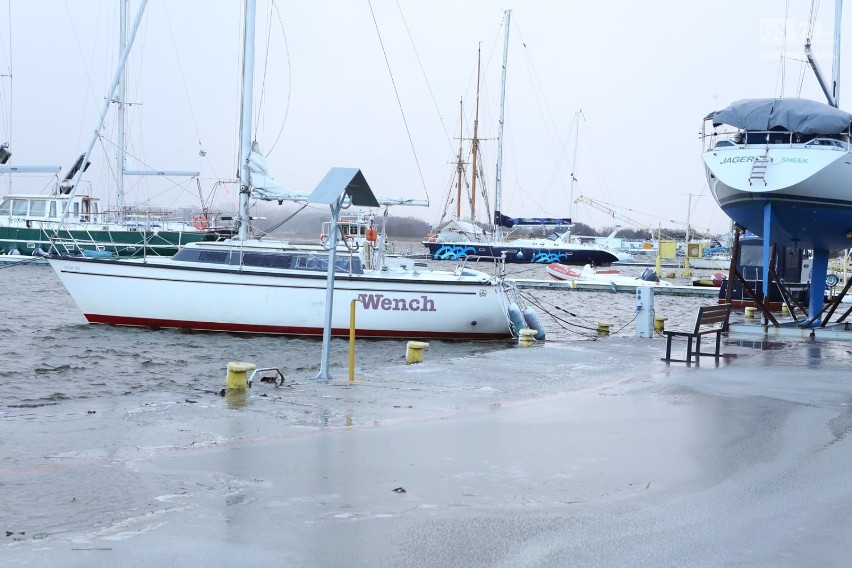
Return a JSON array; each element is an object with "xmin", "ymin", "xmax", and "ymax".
[
  {"xmin": 518, "ymin": 328, "xmax": 537, "ymax": 347},
  {"xmin": 654, "ymin": 316, "xmax": 668, "ymax": 333},
  {"xmin": 744, "ymin": 306, "xmax": 756, "ymax": 318},
  {"xmin": 406, "ymin": 341, "xmax": 430, "ymax": 364},
  {"xmin": 226, "ymin": 361, "xmax": 256, "ymax": 390},
  {"xmin": 597, "ymin": 322, "xmax": 611, "ymax": 336},
  {"xmin": 781, "ymin": 305, "xmax": 789, "ymax": 314}
]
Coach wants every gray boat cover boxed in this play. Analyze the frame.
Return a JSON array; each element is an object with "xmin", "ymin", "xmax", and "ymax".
[{"xmin": 710, "ymin": 98, "xmax": 852, "ymax": 134}]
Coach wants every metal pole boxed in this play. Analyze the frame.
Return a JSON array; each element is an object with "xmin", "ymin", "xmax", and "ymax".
[
  {"xmin": 316, "ymin": 195, "xmax": 342, "ymax": 380},
  {"xmin": 349, "ymin": 299, "xmax": 356, "ymax": 383}
]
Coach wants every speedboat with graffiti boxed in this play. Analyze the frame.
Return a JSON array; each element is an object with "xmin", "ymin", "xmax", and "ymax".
[{"xmin": 423, "ymin": 226, "xmax": 619, "ymax": 265}]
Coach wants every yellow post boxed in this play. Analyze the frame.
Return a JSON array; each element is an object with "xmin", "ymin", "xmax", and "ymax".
[
  {"xmin": 518, "ymin": 328, "xmax": 537, "ymax": 347},
  {"xmin": 226, "ymin": 361, "xmax": 256, "ymax": 390},
  {"xmin": 744, "ymin": 306, "xmax": 756, "ymax": 318},
  {"xmin": 654, "ymin": 316, "xmax": 667, "ymax": 332},
  {"xmin": 597, "ymin": 322, "xmax": 611, "ymax": 336},
  {"xmin": 349, "ymin": 299, "xmax": 356, "ymax": 382},
  {"xmin": 406, "ymin": 341, "xmax": 430, "ymax": 364}
]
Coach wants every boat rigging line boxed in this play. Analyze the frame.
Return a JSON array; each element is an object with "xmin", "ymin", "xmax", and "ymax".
[
  {"xmin": 517, "ymin": 288, "xmax": 639, "ymax": 338},
  {"xmin": 367, "ymin": 0, "xmax": 429, "ymax": 203},
  {"xmin": 254, "ymin": 0, "xmax": 292, "ymax": 158},
  {"xmin": 392, "ymin": 0, "xmax": 452, "ymax": 149}
]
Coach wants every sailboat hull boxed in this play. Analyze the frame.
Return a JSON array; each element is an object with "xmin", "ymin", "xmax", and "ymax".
[
  {"xmin": 0, "ymin": 225, "xmax": 220, "ymax": 258},
  {"xmin": 47, "ymin": 256, "xmax": 515, "ymax": 339},
  {"xmin": 703, "ymin": 142, "xmax": 852, "ymax": 251},
  {"xmin": 422, "ymin": 240, "xmax": 618, "ymax": 265}
]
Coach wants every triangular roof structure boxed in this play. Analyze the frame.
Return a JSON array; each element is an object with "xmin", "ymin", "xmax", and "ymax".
[{"xmin": 308, "ymin": 167, "xmax": 380, "ymax": 208}]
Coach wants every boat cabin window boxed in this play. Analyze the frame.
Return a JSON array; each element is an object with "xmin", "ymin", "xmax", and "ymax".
[
  {"xmin": 29, "ymin": 200, "xmax": 46, "ymax": 217},
  {"xmin": 172, "ymin": 247, "xmax": 363, "ymax": 274},
  {"xmin": 241, "ymin": 252, "xmax": 292, "ymax": 269},
  {"xmin": 0, "ymin": 198, "xmax": 10, "ymax": 215},
  {"xmin": 173, "ymin": 248, "xmax": 242, "ymax": 265},
  {"xmin": 745, "ymin": 131, "xmax": 792, "ymax": 145},
  {"xmin": 10, "ymin": 199, "xmax": 28, "ymax": 216},
  {"xmin": 291, "ymin": 253, "xmax": 363, "ymax": 274},
  {"xmin": 804, "ymin": 138, "xmax": 845, "ymax": 148},
  {"xmin": 714, "ymin": 139, "xmax": 737, "ymax": 148},
  {"xmin": 49, "ymin": 201, "xmax": 57, "ymax": 218}
]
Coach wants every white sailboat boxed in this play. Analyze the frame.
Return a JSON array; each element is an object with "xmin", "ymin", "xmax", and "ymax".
[{"xmin": 47, "ymin": 0, "xmax": 529, "ymax": 342}]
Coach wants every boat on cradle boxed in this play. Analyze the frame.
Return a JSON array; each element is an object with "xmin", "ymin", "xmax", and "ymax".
[
  {"xmin": 47, "ymin": 0, "xmax": 538, "ymax": 341},
  {"xmin": 701, "ymin": 1, "xmax": 852, "ymax": 324},
  {"xmin": 421, "ymin": 12, "xmax": 617, "ymax": 267},
  {"xmin": 546, "ymin": 262, "xmax": 673, "ymax": 287}
]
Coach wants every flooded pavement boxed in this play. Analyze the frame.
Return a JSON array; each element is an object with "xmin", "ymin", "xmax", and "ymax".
[{"xmin": 4, "ymin": 331, "xmax": 852, "ymax": 567}]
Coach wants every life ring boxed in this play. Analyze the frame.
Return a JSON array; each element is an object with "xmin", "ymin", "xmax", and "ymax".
[{"xmin": 193, "ymin": 214, "xmax": 208, "ymax": 230}]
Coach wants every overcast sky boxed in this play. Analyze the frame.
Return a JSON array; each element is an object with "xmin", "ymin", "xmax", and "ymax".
[{"xmin": 0, "ymin": 1, "xmax": 844, "ymax": 235}]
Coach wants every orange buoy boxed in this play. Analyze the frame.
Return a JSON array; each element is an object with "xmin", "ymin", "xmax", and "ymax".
[
  {"xmin": 192, "ymin": 214, "xmax": 208, "ymax": 230},
  {"xmin": 366, "ymin": 226, "xmax": 378, "ymax": 243}
]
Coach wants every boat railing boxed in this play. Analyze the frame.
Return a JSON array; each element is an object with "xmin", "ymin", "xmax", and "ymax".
[
  {"xmin": 459, "ymin": 254, "xmax": 508, "ymax": 279},
  {"xmin": 703, "ymin": 128, "xmax": 851, "ymax": 152}
]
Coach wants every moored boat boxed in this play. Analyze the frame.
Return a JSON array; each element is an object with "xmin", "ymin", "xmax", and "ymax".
[
  {"xmin": 546, "ymin": 262, "xmax": 672, "ymax": 287},
  {"xmin": 46, "ymin": 0, "xmax": 533, "ymax": 343}
]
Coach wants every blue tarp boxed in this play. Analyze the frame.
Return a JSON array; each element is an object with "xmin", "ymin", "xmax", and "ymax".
[{"xmin": 710, "ymin": 98, "xmax": 852, "ymax": 134}]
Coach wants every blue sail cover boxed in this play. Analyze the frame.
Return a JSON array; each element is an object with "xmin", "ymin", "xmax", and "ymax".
[
  {"xmin": 710, "ymin": 98, "xmax": 852, "ymax": 134},
  {"xmin": 494, "ymin": 211, "xmax": 572, "ymax": 229}
]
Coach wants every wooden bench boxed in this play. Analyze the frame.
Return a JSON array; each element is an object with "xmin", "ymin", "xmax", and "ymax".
[{"xmin": 661, "ymin": 303, "xmax": 731, "ymax": 364}]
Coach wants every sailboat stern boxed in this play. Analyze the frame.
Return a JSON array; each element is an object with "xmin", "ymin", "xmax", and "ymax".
[{"xmin": 702, "ymin": 98, "xmax": 852, "ymax": 251}]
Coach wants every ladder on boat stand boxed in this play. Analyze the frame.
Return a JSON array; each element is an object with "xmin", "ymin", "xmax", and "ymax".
[{"xmin": 749, "ymin": 155, "xmax": 771, "ymax": 186}]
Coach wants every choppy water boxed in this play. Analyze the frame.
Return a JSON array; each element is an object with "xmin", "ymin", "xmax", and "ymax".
[
  {"xmin": 0, "ymin": 261, "xmax": 715, "ymax": 407},
  {"xmin": 0, "ymin": 260, "xmax": 713, "ymax": 540}
]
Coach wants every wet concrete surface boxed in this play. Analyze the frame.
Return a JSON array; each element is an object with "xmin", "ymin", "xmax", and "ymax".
[{"xmin": 5, "ymin": 336, "xmax": 852, "ymax": 567}]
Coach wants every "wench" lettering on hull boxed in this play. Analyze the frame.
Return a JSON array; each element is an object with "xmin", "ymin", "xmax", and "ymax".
[{"xmin": 358, "ymin": 294, "xmax": 436, "ymax": 312}]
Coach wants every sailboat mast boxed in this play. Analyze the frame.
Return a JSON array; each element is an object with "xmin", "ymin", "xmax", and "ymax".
[
  {"xmin": 494, "ymin": 9, "xmax": 510, "ymax": 241},
  {"xmin": 116, "ymin": 0, "xmax": 127, "ymax": 215},
  {"xmin": 568, "ymin": 110, "xmax": 581, "ymax": 219},
  {"xmin": 469, "ymin": 45, "xmax": 482, "ymax": 221},
  {"xmin": 455, "ymin": 97, "xmax": 463, "ymax": 219},
  {"xmin": 58, "ymin": 0, "xmax": 148, "ymax": 228},
  {"xmin": 237, "ymin": 0, "xmax": 256, "ymax": 241},
  {"xmin": 833, "ymin": 0, "xmax": 842, "ymax": 106}
]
